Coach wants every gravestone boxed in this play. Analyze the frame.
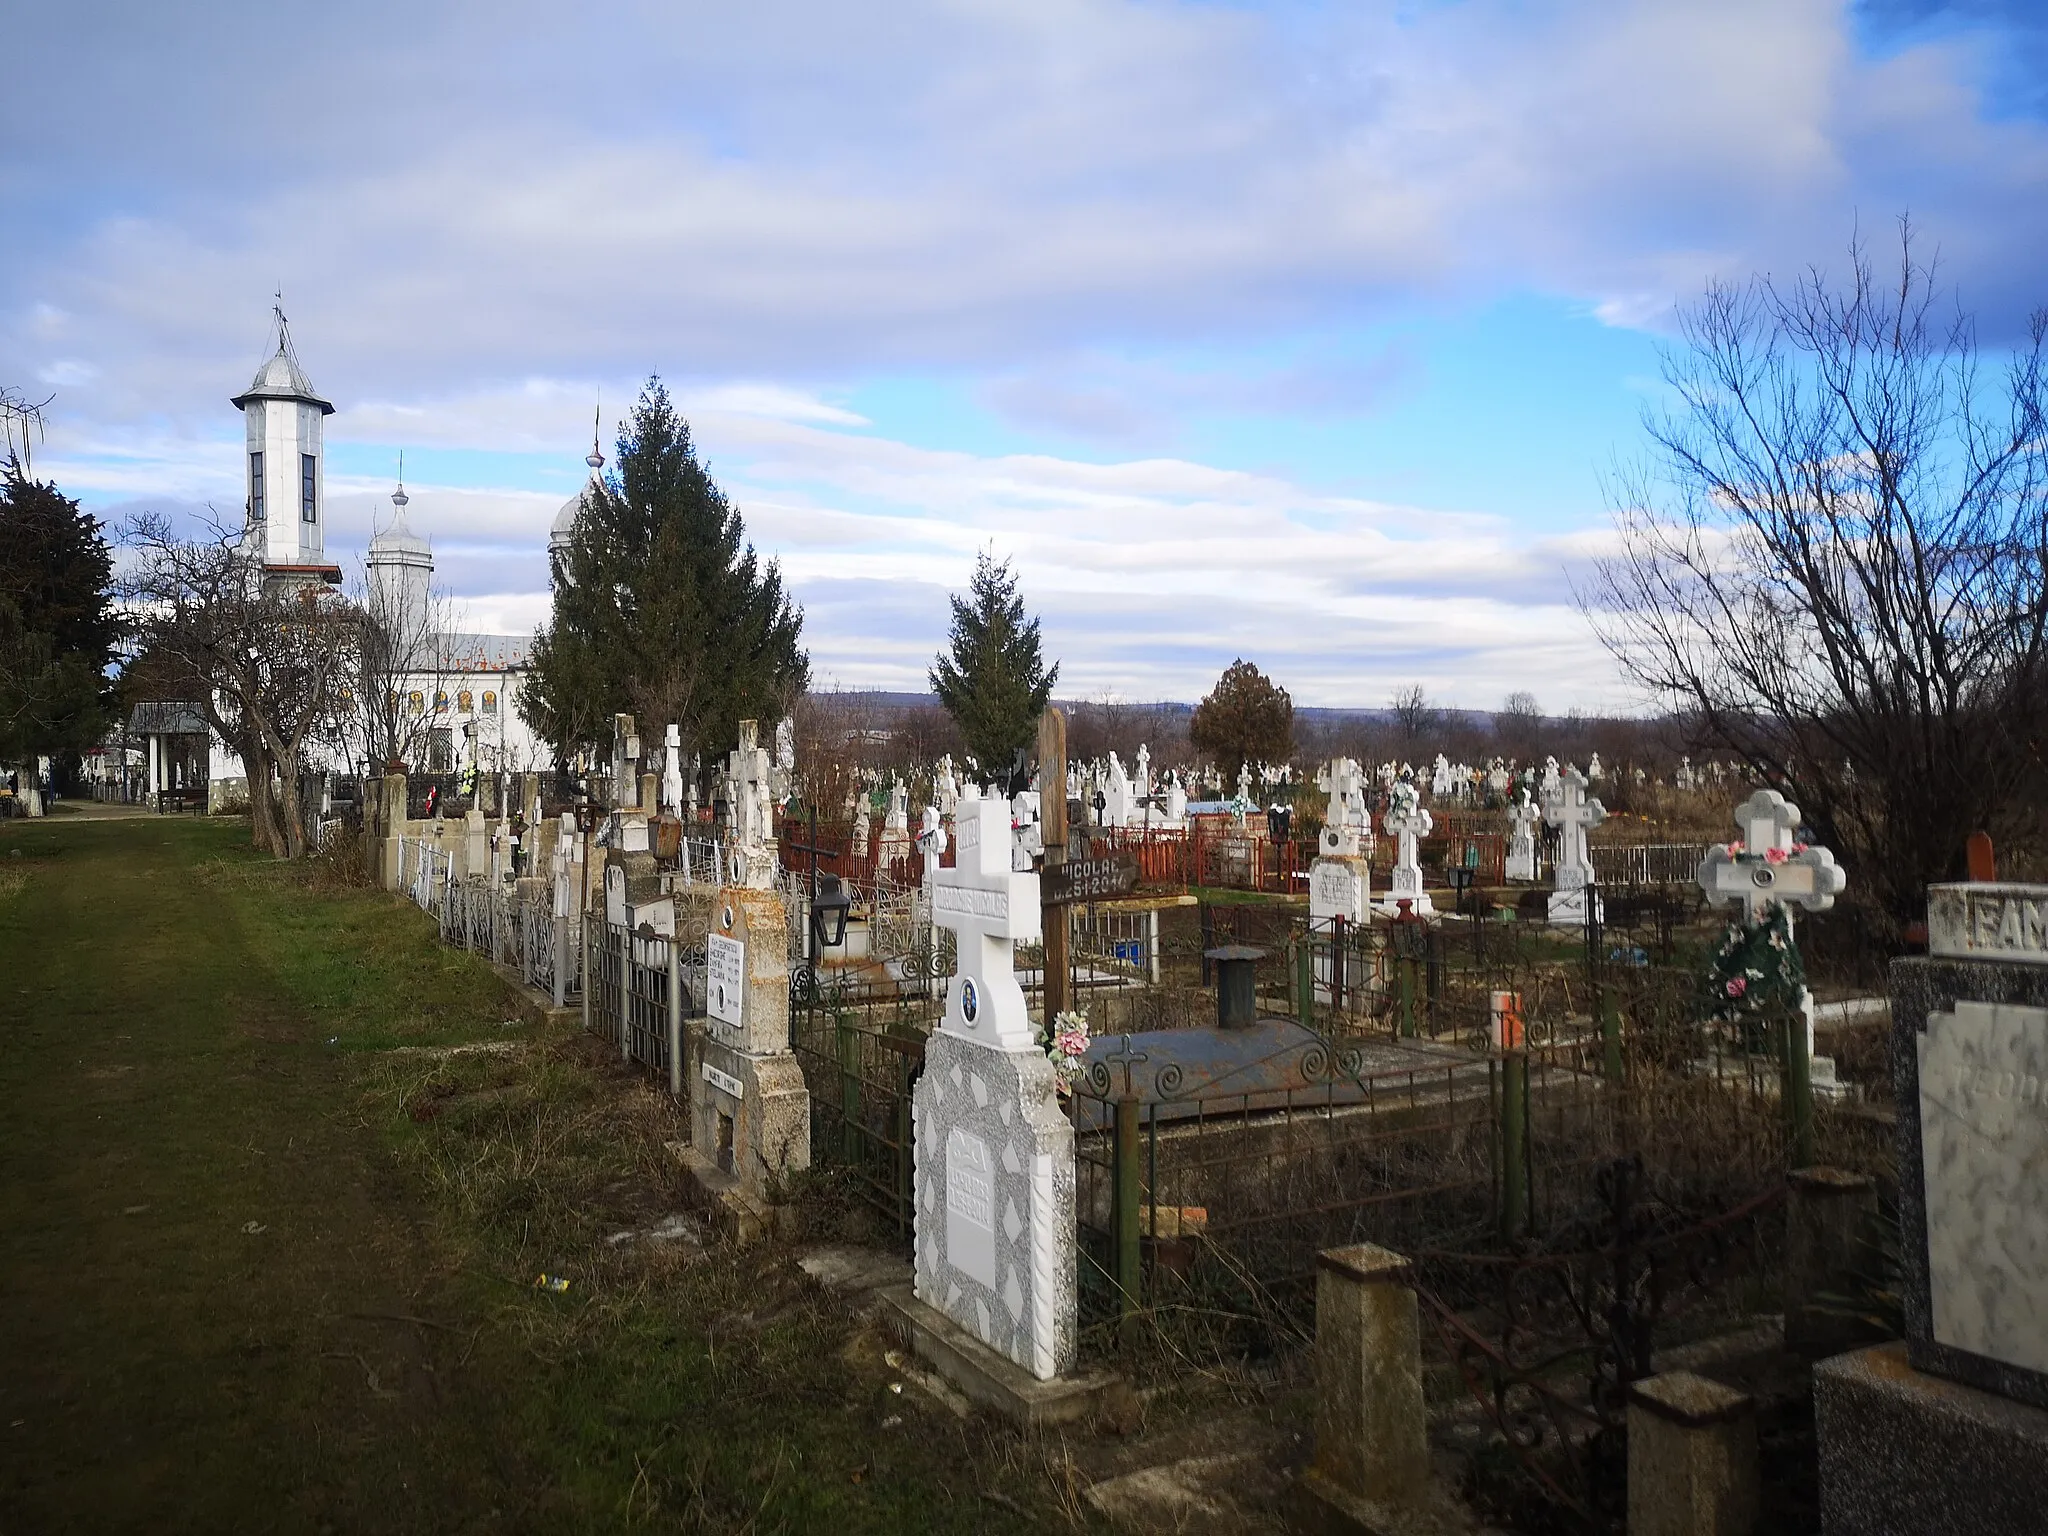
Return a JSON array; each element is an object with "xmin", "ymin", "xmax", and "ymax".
[
  {"xmin": 463, "ymin": 803, "xmax": 488, "ymax": 884},
  {"xmin": 723, "ymin": 719, "xmax": 777, "ymax": 890},
  {"xmin": 660, "ymin": 723, "xmax": 684, "ymax": 815},
  {"xmin": 1102, "ymin": 753, "xmax": 1134, "ymax": 829},
  {"xmin": 1542, "ymin": 765, "xmax": 1604, "ymax": 926},
  {"xmin": 1309, "ymin": 758, "xmax": 1371, "ymax": 992},
  {"xmin": 1379, "ymin": 782, "xmax": 1434, "ymax": 917},
  {"xmin": 909, "ymin": 788, "xmax": 1075, "ymax": 1380},
  {"xmin": 1697, "ymin": 789, "xmax": 1849, "ymax": 1096},
  {"xmin": 1697, "ymin": 789, "xmax": 1845, "ymax": 921},
  {"xmin": 1814, "ymin": 881, "xmax": 2048, "ymax": 1533},
  {"xmin": 1505, "ymin": 794, "xmax": 1539, "ymax": 883},
  {"xmin": 1162, "ymin": 772, "xmax": 1187, "ymax": 828},
  {"xmin": 686, "ymin": 885, "xmax": 808, "ymax": 1223}
]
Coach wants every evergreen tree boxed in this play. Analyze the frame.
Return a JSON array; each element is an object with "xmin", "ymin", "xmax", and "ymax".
[
  {"xmin": 929, "ymin": 552, "xmax": 1058, "ymax": 786},
  {"xmin": 0, "ymin": 460, "xmax": 118, "ymax": 769},
  {"xmin": 1189, "ymin": 659, "xmax": 1293, "ymax": 788},
  {"xmin": 521, "ymin": 380, "xmax": 808, "ymax": 771}
]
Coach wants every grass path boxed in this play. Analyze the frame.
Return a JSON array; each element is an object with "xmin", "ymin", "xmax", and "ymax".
[{"xmin": 0, "ymin": 817, "xmax": 1072, "ymax": 1534}]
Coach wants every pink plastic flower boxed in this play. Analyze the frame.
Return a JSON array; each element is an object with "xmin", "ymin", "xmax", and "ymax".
[
  {"xmin": 1726, "ymin": 976, "xmax": 1748, "ymax": 998},
  {"xmin": 1763, "ymin": 846, "xmax": 1789, "ymax": 866},
  {"xmin": 1726, "ymin": 839, "xmax": 1745, "ymax": 855},
  {"xmin": 1054, "ymin": 1029, "xmax": 1089, "ymax": 1060}
]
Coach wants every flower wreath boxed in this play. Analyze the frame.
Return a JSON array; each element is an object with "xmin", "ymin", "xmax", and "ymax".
[
  {"xmin": 1702, "ymin": 903, "xmax": 1806, "ymax": 1039},
  {"xmin": 1042, "ymin": 1010, "xmax": 1091, "ymax": 1095}
]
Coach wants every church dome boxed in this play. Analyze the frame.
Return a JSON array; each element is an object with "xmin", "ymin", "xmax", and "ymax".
[
  {"xmin": 551, "ymin": 485, "xmax": 588, "ymax": 544},
  {"xmin": 371, "ymin": 509, "xmax": 431, "ymax": 561},
  {"xmin": 231, "ymin": 319, "xmax": 334, "ymax": 415}
]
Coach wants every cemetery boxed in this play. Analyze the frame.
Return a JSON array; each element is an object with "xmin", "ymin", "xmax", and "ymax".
[
  {"xmin": 6, "ymin": 111, "xmax": 2045, "ymax": 1529},
  {"xmin": 301, "ymin": 684, "xmax": 1959, "ymax": 1531}
]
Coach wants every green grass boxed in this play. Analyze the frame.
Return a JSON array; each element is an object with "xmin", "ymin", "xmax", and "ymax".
[{"xmin": 0, "ymin": 817, "xmax": 1084, "ymax": 1533}]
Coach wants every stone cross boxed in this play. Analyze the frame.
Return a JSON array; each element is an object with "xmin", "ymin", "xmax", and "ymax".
[
  {"xmin": 724, "ymin": 719, "xmax": 776, "ymax": 889},
  {"xmin": 1543, "ymin": 766, "xmax": 1605, "ymax": 894},
  {"xmin": 1382, "ymin": 783, "xmax": 1434, "ymax": 914},
  {"xmin": 611, "ymin": 713, "xmax": 640, "ymax": 810},
  {"xmin": 931, "ymin": 789, "xmax": 1042, "ymax": 1051},
  {"xmin": 553, "ymin": 812, "xmax": 576, "ymax": 919},
  {"xmin": 1698, "ymin": 789, "xmax": 1846, "ymax": 923},
  {"xmin": 1505, "ymin": 795, "xmax": 1540, "ymax": 882},
  {"xmin": 1317, "ymin": 757, "xmax": 1370, "ymax": 858},
  {"xmin": 660, "ymin": 723, "xmax": 684, "ymax": 815},
  {"xmin": 1102, "ymin": 753, "xmax": 1133, "ymax": 829},
  {"xmin": 1133, "ymin": 744, "xmax": 1151, "ymax": 799}
]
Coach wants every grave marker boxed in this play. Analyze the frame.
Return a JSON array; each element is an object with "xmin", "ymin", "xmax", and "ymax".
[
  {"xmin": 1543, "ymin": 765, "xmax": 1605, "ymax": 926},
  {"xmin": 911, "ymin": 788, "xmax": 1075, "ymax": 1380}
]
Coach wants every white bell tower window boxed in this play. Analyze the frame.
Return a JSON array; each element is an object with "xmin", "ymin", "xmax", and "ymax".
[
  {"xmin": 301, "ymin": 453, "xmax": 317, "ymax": 523},
  {"xmin": 250, "ymin": 452, "xmax": 265, "ymax": 520}
]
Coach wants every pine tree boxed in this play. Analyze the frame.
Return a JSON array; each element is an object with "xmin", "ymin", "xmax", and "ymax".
[
  {"xmin": 0, "ymin": 460, "xmax": 119, "ymax": 768},
  {"xmin": 1189, "ymin": 659, "xmax": 1293, "ymax": 788},
  {"xmin": 521, "ymin": 380, "xmax": 808, "ymax": 770},
  {"xmin": 929, "ymin": 552, "xmax": 1059, "ymax": 787}
]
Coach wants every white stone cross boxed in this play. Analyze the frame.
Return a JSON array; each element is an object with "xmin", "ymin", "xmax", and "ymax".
[
  {"xmin": 1698, "ymin": 789, "xmax": 1846, "ymax": 923},
  {"xmin": 661, "ymin": 723, "xmax": 684, "ymax": 815},
  {"xmin": 1505, "ymin": 795, "xmax": 1540, "ymax": 883},
  {"xmin": 932, "ymin": 789, "xmax": 1042, "ymax": 1050},
  {"xmin": 1317, "ymin": 757, "xmax": 1370, "ymax": 857},
  {"xmin": 1543, "ymin": 766, "xmax": 1606, "ymax": 893},
  {"xmin": 553, "ymin": 812, "xmax": 576, "ymax": 919},
  {"xmin": 1381, "ymin": 782, "xmax": 1435, "ymax": 913},
  {"xmin": 724, "ymin": 719, "xmax": 776, "ymax": 889},
  {"xmin": 611, "ymin": 713, "xmax": 640, "ymax": 810}
]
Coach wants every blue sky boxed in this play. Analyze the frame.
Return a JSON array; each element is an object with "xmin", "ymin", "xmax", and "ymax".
[{"xmin": 6, "ymin": 0, "xmax": 2045, "ymax": 710}]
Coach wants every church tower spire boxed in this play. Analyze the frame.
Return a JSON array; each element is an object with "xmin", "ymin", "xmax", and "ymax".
[{"xmin": 232, "ymin": 304, "xmax": 339, "ymax": 586}]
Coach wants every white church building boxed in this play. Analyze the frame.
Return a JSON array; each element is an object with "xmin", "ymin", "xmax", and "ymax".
[{"xmin": 112, "ymin": 313, "xmax": 562, "ymax": 812}]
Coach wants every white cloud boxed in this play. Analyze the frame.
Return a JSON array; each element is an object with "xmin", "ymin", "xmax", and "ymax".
[{"xmin": 5, "ymin": 0, "xmax": 2042, "ymax": 711}]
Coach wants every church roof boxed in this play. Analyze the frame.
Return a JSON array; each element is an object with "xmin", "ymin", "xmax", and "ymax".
[
  {"xmin": 231, "ymin": 314, "xmax": 335, "ymax": 415},
  {"xmin": 369, "ymin": 507, "xmax": 431, "ymax": 560},
  {"xmin": 551, "ymin": 479, "xmax": 596, "ymax": 544},
  {"xmin": 436, "ymin": 632, "xmax": 531, "ymax": 672}
]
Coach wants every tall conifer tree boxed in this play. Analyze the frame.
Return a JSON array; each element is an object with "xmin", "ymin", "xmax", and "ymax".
[
  {"xmin": 0, "ymin": 460, "xmax": 118, "ymax": 769},
  {"xmin": 523, "ymin": 380, "xmax": 807, "ymax": 770},
  {"xmin": 929, "ymin": 552, "xmax": 1058, "ymax": 786}
]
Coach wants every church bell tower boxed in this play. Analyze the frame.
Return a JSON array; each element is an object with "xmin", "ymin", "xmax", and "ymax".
[{"xmin": 233, "ymin": 306, "xmax": 342, "ymax": 587}]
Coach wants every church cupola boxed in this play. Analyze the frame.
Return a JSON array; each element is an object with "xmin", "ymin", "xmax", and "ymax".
[
  {"xmin": 367, "ymin": 465, "xmax": 434, "ymax": 649},
  {"xmin": 233, "ymin": 306, "xmax": 338, "ymax": 580},
  {"xmin": 549, "ymin": 404, "xmax": 606, "ymax": 576}
]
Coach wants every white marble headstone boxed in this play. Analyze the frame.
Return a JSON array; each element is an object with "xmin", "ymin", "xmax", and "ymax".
[{"xmin": 1920, "ymin": 999, "xmax": 2048, "ymax": 1375}]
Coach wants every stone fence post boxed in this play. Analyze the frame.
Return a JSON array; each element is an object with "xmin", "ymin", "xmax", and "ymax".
[
  {"xmin": 1300, "ymin": 1243, "xmax": 1430, "ymax": 1526},
  {"xmin": 1784, "ymin": 1166, "xmax": 1878, "ymax": 1356},
  {"xmin": 1626, "ymin": 1370, "xmax": 1758, "ymax": 1536}
]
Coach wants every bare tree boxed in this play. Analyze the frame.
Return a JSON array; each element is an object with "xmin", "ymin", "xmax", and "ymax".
[
  {"xmin": 337, "ymin": 560, "xmax": 453, "ymax": 778},
  {"xmin": 1586, "ymin": 222, "xmax": 2048, "ymax": 923},
  {"xmin": 123, "ymin": 513, "xmax": 356, "ymax": 857},
  {"xmin": 1388, "ymin": 684, "xmax": 1439, "ymax": 747},
  {"xmin": 1, "ymin": 386, "xmax": 53, "ymax": 475}
]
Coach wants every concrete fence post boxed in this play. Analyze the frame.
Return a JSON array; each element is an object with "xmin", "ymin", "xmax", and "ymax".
[
  {"xmin": 1299, "ymin": 1243, "xmax": 1431, "ymax": 1527},
  {"xmin": 1784, "ymin": 1166, "xmax": 1878, "ymax": 1356},
  {"xmin": 1626, "ymin": 1370, "xmax": 1758, "ymax": 1536}
]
